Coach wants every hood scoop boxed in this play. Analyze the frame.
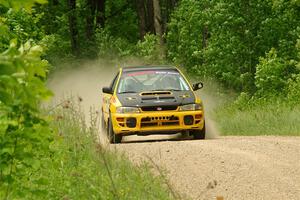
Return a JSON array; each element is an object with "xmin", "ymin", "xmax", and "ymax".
[
  {"xmin": 141, "ymin": 96, "xmax": 176, "ymax": 101},
  {"xmin": 141, "ymin": 91, "xmax": 171, "ymax": 96},
  {"xmin": 140, "ymin": 91, "xmax": 175, "ymax": 102},
  {"xmin": 141, "ymin": 94, "xmax": 176, "ymax": 103}
]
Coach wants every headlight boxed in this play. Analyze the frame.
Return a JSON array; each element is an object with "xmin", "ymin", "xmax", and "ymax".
[
  {"xmin": 116, "ymin": 107, "xmax": 140, "ymax": 113},
  {"xmin": 179, "ymin": 103, "xmax": 202, "ymax": 111}
]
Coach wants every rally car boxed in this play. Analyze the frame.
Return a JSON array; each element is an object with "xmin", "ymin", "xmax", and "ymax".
[{"xmin": 101, "ymin": 66, "xmax": 205, "ymax": 143}]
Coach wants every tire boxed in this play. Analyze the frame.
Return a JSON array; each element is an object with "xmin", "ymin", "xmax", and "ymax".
[
  {"xmin": 191, "ymin": 121, "xmax": 206, "ymax": 140},
  {"xmin": 108, "ymin": 117, "xmax": 122, "ymax": 144}
]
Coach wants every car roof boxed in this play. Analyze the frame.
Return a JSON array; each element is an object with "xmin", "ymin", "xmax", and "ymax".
[{"xmin": 122, "ymin": 65, "xmax": 178, "ymax": 72}]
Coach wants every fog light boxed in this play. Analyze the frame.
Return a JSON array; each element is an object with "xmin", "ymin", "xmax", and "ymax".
[
  {"xmin": 126, "ymin": 118, "xmax": 136, "ymax": 128},
  {"xmin": 184, "ymin": 115, "xmax": 194, "ymax": 125},
  {"xmin": 116, "ymin": 117, "xmax": 124, "ymax": 122},
  {"xmin": 195, "ymin": 114, "xmax": 202, "ymax": 119}
]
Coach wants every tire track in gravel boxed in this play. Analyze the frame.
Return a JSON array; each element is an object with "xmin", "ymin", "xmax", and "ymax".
[{"xmin": 114, "ymin": 136, "xmax": 300, "ymax": 200}]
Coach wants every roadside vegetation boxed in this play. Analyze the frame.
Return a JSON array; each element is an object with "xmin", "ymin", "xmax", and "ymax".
[
  {"xmin": 1, "ymin": 0, "xmax": 300, "ymax": 199},
  {"xmin": 166, "ymin": 0, "xmax": 300, "ymax": 136},
  {"xmin": 216, "ymin": 101, "xmax": 300, "ymax": 136},
  {"xmin": 46, "ymin": 99, "xmax": 172, "ymax": 200}
]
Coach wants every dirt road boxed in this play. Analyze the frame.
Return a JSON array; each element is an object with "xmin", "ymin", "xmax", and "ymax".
[
  {"xmin": 114, "ymin": 136, "xmax": 300, "ymax": 200},
  {"xmin": 48, "ymin": 62, "xmax": 300, "ymax": 200}
]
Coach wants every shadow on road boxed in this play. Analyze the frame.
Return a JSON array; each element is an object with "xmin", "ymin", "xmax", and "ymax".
[{"xmin": 118, "ymin": 133, "xmax": 217, "ymax": 144}]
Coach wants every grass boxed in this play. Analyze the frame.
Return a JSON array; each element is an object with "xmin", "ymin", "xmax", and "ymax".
[
  {"xmin": 186, "ymin": 75, "xmax": 300, "ymax": 137},
  {"xmin": 215, "ymin": 102, "xmax": 300, "ymax": 136},
  {"xmin": 22, "ymin": 99, "xmax": 174, "ymax": 200}
]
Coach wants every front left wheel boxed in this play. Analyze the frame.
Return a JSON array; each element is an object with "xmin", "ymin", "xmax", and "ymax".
[
  {"xmin": 108, "ymin": 117, "xmax": 122, "ymax": 144},
  {"xmin": 191, "ymin": 121, "xmax": 206, "ymax": 139}
]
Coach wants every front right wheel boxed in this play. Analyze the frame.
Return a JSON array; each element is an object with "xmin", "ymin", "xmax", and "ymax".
[
  {"xmin": 108, "ymin": 117, "xmax": 122, "ymax": 144},
  {"xmin": 191, "ymin": 121, "xmax": 206, "ymax": 139}
]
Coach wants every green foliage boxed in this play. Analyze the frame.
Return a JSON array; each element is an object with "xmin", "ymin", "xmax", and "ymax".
[
  {"xmin": 0, "ymin": 1, "xmax": 53, "ymax": 198},
  {"xmin": 35, "ymin": 0, "xmax": 140, "ymax": 59},
  {"xmin": 104, "ymin": 0, "xmax": 139, "ymax": 43},
  {"xmin": 94, "ymin": 31, "xmax": 165, "ymax": 63},
  {"xmin": 287, "ymin": 40, "xmax": 300, "ymax": 104},
  {"xmin": 254, "ymin": 48, "xmax": 294, "ymax": 97},
  {"xmin": 95, "ymin": 28, "xmax": 136, "ymax": 58},
  {"xmin": 5, "ymin": 9, "xmax": 45, "ymax": 44},
  {"xmin": 40, "ymin": 34, "xmax": 73, "ymax": 65},
  {"xmin": 166, "ymin": 0, "xmax": 209, "ymax": 69},
  {"xmin": 232, "ymin": 92, "xmax": 252, "ymax": 110},
  {"xmin": 214, "ymin": 44, "xmax": 300, "ymax": 135},
  {"xmin": 136, "ymin": 34, "xmax": 163, "ymax": 62},
  {"xmin": 215, "ymin": 101, "xmax": 300, "ymax": 136},
  {"xmin": 0, "ymin": 0, "xmax": 47, "ymax": 11},
  {"xmin": 0, "ymin": 2, "xmax": 47, "ymax": 52},
  {"xmin": 167, "ymin": 0, "xmax": 300, "ymax": 96},
  {"xmin": 0, "ymin": 40, "xmax": 53, "ymax": 199},
  {"xmin": 287, "ymin": 73, "xmax": 300, "ymax": 105}
]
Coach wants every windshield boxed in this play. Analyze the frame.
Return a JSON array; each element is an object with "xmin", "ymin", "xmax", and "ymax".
[{"xmin": 117, "ymin": 69, "xmax": 190, "ymax": 93}]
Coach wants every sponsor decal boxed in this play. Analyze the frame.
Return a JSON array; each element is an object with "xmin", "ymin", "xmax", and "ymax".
[
  {"xmin": 126, "ymin": 71, "xmax": 155, "ymax": 77},
  {"xmin": 125, "ymin": 70, "xmax": 179, "ymax": 77},
  {"xmin": 155, "ymin": 71, "xmax": 179, "ymax": 75}
]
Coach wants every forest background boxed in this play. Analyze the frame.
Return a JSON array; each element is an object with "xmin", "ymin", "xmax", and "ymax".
[{"xmin": 0, "ymin": 0, "xmax": 300, "ymax": 199}]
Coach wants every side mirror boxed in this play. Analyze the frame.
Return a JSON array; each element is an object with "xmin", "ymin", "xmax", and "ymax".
[
  {"xmin": 192, "ymin": 82, "xmax": 203, "ymax": 91},
  {"xmin": 102, "ymin": 87, "xmax": 113, "ymax": 94}
]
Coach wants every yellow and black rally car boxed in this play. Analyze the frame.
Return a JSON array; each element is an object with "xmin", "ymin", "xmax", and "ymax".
[{"xmin": 101, "ymin": 66, "xmax": 205, "ymax": 143}]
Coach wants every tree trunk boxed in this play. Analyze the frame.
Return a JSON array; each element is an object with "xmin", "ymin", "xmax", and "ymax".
[
  {"xmin": 146, "ymin": 0, "xmax": 154, "ymax": 33},
  {"xmin": 153, "ymin": 0, "xmax": 163, "ymax": 45},
  {"xmin": 68, "ymin": 0, "xmax": 79, "ymax": 55},
  {"xmin": 95, "ymin": 0, "xmax": 105, "ymax": 28},
  {"xmin": 202, "ymin": 26, "xmax": 208, "ymax": 49},
  {"xmin": 137, "ymin": 0, "xmax": 146, "ymax": 40},
  {"xmin": 52, "ymin": 0, "xmax": 59, "ymax": 5},
  {"xmin": 86, "ymin": 0, "xmax": 96, "ymax": 41},
  {"xmin": 165, "ymin": 0, "xmax": 178, "ymax": 23},
  {"xmin": 170, "ymin": 0, "xmax": 177, "ymax": 8}
]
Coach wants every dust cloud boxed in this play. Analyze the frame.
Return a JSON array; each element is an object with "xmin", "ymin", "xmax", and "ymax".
[
  {"xmin": 47, "ymin": 59, "xmax": 221, "ymax": 141},
  {"xmin": 48, "ymin": 59, "xmax": 118, "ymax": 117},
  {"xmin": 194, "ymin": 83, "xmax": 222, "ymax": 139}
]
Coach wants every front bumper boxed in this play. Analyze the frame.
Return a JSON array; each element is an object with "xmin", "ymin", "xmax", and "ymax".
[{"xmin": 111, "ymin": 110, "xmax": 204, "ymax": 135}]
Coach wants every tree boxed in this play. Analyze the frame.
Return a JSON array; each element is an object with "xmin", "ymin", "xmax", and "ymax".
[
  {"xmin": 95, "ymin": 0, "xmax": 105, "ymax": 28},
  {"xmin": 86, "ymin": 0, "xmax": 105, "ymax": 40},
  {"xmin": 137, "ymin": 0, "xmax": 146, "ymax": 40},
  {"xmin": 146, "ymin": 0, "xmax": 155, "ymax": 34},
  {"xmin": 68, "ymin": 0, "xmax": 79, "ymax": 55},
  {"xmin": 153, "ymin": 0, "xmax": 163, "ymax": 46}
]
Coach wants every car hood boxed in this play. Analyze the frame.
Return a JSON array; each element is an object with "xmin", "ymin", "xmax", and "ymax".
[{"xmin": 116, "ymin": 91, "xmax": 195, "ymax": 107}]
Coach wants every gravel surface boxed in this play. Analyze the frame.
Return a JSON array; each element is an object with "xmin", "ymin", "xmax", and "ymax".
[{"xmin": 114, "ymin": 136, "xmax": 300, "ymax": 200}]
